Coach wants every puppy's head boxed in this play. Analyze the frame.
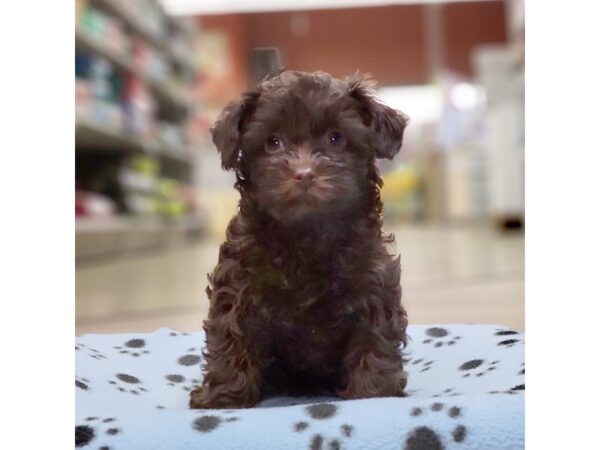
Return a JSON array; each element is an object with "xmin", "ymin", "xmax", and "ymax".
[{"xmin": 211, "ymin": 71, "xmax": 408, "ymax": 224}]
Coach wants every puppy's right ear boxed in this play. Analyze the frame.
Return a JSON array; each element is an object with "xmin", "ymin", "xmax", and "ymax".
[
  {"xmin": 210, "ymin": 90, "xmax": 260, "ymax": 170},
  {"xmin": 347, "ymin": 74, "xmax": 409, "ymax": 160}
]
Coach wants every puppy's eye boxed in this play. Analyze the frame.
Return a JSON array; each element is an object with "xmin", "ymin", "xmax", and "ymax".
[
  {"xmin": 328, "ymin": 132, "xmax": 344, "ymax": 146},
  {"xmin": 266, "ymin": 135, "xmax": 284, "ymax": 151}
]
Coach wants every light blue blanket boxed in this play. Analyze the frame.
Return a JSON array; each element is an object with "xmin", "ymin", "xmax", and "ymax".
[{"xmin": 75, "ymin": 324, "xmax": 524, "ymax": 449}]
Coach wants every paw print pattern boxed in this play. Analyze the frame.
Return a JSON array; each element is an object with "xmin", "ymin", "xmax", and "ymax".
[
  {"xmin": 164, "ymin": 373, "xmax": 197, "ymax": 392},
  {"xmin": 112, "ymin": 339, "xmax": 150, "ymax": 358},
  {"xmin": 169, "ymin": 331, "xmax": 192, "ymax": 337},
  {"xmin": 177, "ymin": 353, "xmax": 201, "ymax": 367},
  {"xmin": 76, "ymin": 343, "xmax": 108, "ymax": 361},
  {"xmin": 421, "ymin": 327, "xmax": 461, "ymax": 348},
  {"xmin": 76, "ymin": 376, "xmax": 91, "ymax": 391},
  {"xmin": 405, "ymin": 403, "xmax": 467, "ymax": 448},
  {"xmin": 75, "ymin": 416, "xmax": 121, "ymax": 449},
  {"xmin": 458, "ymin": 359, "xmax": 499, "ymax": 378},
  {"xmin": 289, "ymin": 402, "xmax": 357, "ymax": 450},
  {"xmin": 192, "ymin": 413, "xmax": 240, "ymax": 433},
  {"xmin": 108, "ymin": 373, "xmax": 148, "ymax": 395},
  {"xmin": 409, "ymin": 358, "xmax": 436, "ymax": 373},
  {"xmin": 495, "ymin": 329, "xmax": 524, "ymax": 348},
  {"xmin": 432, "ymin": 387, "xmax": 463, "ymax": 398}
]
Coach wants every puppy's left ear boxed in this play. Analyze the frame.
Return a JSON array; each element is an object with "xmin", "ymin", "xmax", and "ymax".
[
  {"xmin": 348, "ymin": 75, "xmax": 409, "ymax": 159},
  {"xmin": 211, "ymin": 90, "xmax": 260, "ymax": 171}
]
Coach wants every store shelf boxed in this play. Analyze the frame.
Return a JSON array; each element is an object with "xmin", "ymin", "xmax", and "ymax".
[
  {"xmin": 90, "ymin": 0, "xmax": 164, "ymax": 49},
  {"xmin": 76, "ymin": 118, "xmax": 150, "ymax": 153},
  {"xmin": 76, "ymin": 118, "xmax": 193, "ymax": 166},
  {"xmin": 89, "ymin": 0, "xmax": 197, "ymax": 75},
  {"xmin": 75, "ymin": 26, "xmax": 190, "ymax": 120},
  {"xmin": 76, "ymin": 215, "xmax": 205, "ymax": 261}
]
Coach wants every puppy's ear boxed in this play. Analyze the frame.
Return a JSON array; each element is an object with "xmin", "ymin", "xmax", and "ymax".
[
  {"xmin": 348, "ymin": 74, "xmax": 409, "ymax": 159},
  {"xmin": 211, "ymin": 90, "xmax": 260, "ymax": 170}
]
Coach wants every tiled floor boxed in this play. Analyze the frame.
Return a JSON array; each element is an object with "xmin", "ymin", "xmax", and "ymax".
[{"xmin": 76, "ymin": 223, "xmax": 524, "ymax": 335}]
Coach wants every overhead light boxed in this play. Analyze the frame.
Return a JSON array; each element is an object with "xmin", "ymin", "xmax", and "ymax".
[
  {"xmin": 161, "ymin": 0, "xmax": 497, "ymax": 16},
  {"xmin": 449, "ymin": 82, "xmax": 483, "ymax": 111}
]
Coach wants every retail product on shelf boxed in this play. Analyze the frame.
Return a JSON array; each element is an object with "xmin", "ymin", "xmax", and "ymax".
[
  {"xmin": 121, "ymin": 0, "xmax": 166, "ymax": 40},
  {"xmin": 76, "ymin": 190, "xmax": 117, "ymax": 218},
  {"xmin": 121, "ymin": 155, "xmax": 160, "ymax": 216},
  {"xmin": 156, "ymin": 178, "xmax": 187, "ymax": 217},
  {"xmin": 157, "ymin": 121, "xmax": 187, "ymax": 156},
  {"xmin": 132, "ymin": 37, "xmax": 171, "ymax": 83},
  {"xmin": 123, "ymin": 74, "xmax": 156, "ymax": 139},
  {"xmin": 75, "ymin": 52, "xmax": 125, "ymax": 129},
  {"xmin": 79, "ymin": 6, "xmax": 130, "ymax": 57}
]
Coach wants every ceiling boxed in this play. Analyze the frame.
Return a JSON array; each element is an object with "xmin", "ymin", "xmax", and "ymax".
[{"xmin": 161, "ymin": 0, "xmax": 499, "ymax": 16}]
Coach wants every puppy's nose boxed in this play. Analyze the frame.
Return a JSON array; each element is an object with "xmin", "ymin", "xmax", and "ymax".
[{"xmin": 294, "ymin": 167, "xmax": 315, "ymax": 189}]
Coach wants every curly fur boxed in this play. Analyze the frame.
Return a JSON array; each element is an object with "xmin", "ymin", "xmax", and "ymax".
[{"xmin": 190, "ymin": 71, "xmax": 409, "ymax": 409}]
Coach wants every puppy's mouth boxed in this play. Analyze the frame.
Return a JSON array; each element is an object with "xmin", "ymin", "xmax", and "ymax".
[
  {"xmin": 286, "ymin": 193, "xmax": 318, "ymax": 211},
  {"xmin": 276, "ymin": 184, "xmax": 348, "ymax": 223}
]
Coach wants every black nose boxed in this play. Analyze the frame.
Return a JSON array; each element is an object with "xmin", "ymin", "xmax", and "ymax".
[{"xmin": 294, "ymin": 167, "xmax": 315, "ymax": 189}]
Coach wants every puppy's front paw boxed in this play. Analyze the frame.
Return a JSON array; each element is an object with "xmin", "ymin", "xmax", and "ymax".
[
  {"xmin": 189, "ymin": 386, "xmax": 259, "ymax": 409},
  {"xmin": 189, "ymin": 387, "xmax": 209, "ymax": 409},
  {"xmin": 338, "ymin": 369, "xmax": 408, "ymax": 400}
]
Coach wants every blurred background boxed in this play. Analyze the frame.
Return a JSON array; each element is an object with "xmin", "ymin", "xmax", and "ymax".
[{"xmin": 75, "ymin": 0, "xmax": 524, "ymax": 335}]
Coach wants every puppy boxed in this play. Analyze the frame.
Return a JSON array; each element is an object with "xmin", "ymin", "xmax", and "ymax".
[{"xmin": 190, "ymin": 71, "xmax": 409, "ymax": 409}]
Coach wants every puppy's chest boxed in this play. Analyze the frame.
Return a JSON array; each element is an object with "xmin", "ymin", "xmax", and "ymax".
[
  {"xmin": 249, "ymin": 248, "xmax": 353, "ymax": 298},
  {"xmin": 265, "ymin": 299, "xmax": 358, "ymax": 368}
]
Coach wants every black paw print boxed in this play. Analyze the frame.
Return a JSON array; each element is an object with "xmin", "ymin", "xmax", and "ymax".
[
  {"xmin": 457, "ymin": 359, "xmax": 499, "ymax": 378},
  {"xmin": 421, "ymin": 327, "xmax": 461, "ymax": 348},
  {"xmin": 112, "ymin": 338, "xmax": 151, "ymax": 358},
  {"xmin": 489, "ymin": 383, "xmax": 524, "ymax": 395},
  {"xmin": 76, "ymin": 376, "xmax": 91, "ymax": 391},
  {"xmin": 76, "ymin": 343, "xmax": 108, "ymax": 361},
  {"xmin": 108, "ymin": 373, "xmax": 148, "ymax": 395},
  {"xmin": 495, "ymin": 329, "xmax": 523, "ymax": 348},
  {"xmin": 164, "ymin": 373, "xmax": 199, "ymax": 392},
  {"xmin": 409, "ymin": 358, "xmax": 436, "ymax": 373},
  {"xmin": 192, "ymin": 413, "xmax": 240, "ymax": 433},
  {"xmin": 433, "ymin": 387, "xmax": 462, "ymax": 398},
  {"xmin": 177, "ymin": 353, "xmax": 202, "ymax": 368},
  {"xmin": 406, "ymin": 403, "xmax": 467, "ymax": 448},
  {"xmin": 290, "ymin": 402, "xmax": 354, "ymax": 450},
  {"xmin": 76, "ymin": 416, "xmax": 122, "ymax": 449},
  {"xmin": 169, "ymin": 331, "xmax": 192, "ymax": 337}
]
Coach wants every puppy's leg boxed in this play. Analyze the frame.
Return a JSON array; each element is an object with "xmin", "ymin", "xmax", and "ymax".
[
  {"xmin": 338, "ymin": 295, "xmax": 408, "ymax": 399},
  {"xmin": 189, "ymin": 319, "xmax": 262, "ymax": 409},
  {"xmin": 190, "ymin": 262, "xmax": 266, "ymax": 409}
]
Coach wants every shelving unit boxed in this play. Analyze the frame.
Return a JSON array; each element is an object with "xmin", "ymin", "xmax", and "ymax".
[
  {"xmin": 76, "ymin": 118, "xmax": 193, "ymax": 166},
  {"xmin": 75, "ymin": 0, "xmax": 204, "ymax": 262}
]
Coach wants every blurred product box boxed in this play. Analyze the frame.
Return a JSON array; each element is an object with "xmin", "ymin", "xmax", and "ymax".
[
  {"xmin": 76, "ymin": 190, "xmax": 117, "ymax": 218},
  {"xmin": 442, "ymin": 146, "xmax": 481, "ymax": 222},
  {"xmin": 473, "ymin": 45, "xmax": 524, "ymax": 221},
  {"xmin": 156, "ymin": 179, "xmax": 187, "ymax": 217},
  {"xmin": 119, "ymin": 169, "xmax": 157, "ymax": 193},
  {"xmin": 123, "ymin": 74, "xmax": 156, "ymax": 138},
  {"xmin": 124, "ymin": 0, "xmax": 165, "ymax": 39},
  {"xmin": 75, "ymin": 78, "xmax": 92, "ymax": 118},
  {"xmin": 157, "ymin": 122, "xmax": 186, "ymax": 155}
]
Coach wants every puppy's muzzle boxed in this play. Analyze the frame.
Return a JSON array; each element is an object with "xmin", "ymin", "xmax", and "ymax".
[{"xmin": 294, "ymin": 166, "xmax": 316, "ymax": 190}]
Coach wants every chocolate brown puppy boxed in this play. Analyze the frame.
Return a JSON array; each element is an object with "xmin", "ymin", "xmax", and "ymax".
[{"xmin": 190, "ymin": 71, "xmax": 409, "ymax": 409}]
